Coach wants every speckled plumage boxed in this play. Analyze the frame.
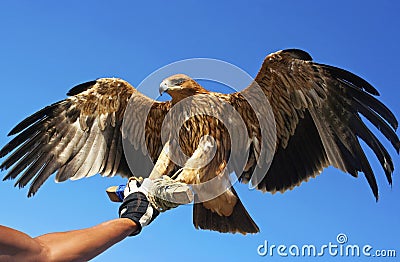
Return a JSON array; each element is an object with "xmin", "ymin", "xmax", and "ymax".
[{"xmin": 1, "ymin": 49, "xmax": 398, "ymax": 234}]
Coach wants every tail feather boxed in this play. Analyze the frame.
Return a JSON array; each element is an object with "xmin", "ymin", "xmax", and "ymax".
[{"xmin": 193, "ymin": 188, "xmax": 259, "ymax": 234}]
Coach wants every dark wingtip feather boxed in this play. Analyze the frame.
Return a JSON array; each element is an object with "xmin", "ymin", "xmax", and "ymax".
[
  {"xmin": 348, "ymin": 86, "xmax": 399, "ymax": 131},
  {"xmin": 370, "ymin": 174, "xmax": 379, "ymax": 202},
  {"xmin": 27, "ymin": 187, "xmax": 37, "ymax": 198},
  {"xmin": 351, "ymin": 115, "xmax": 395, "ymax": 185},
  {"xmin": 7, "ymin": 109, "xmax": 47, "ymax": 136},
  {"xmin": 320, "ymin": 64, "xmax": 380, "ymax": 96},
  {"xmin": 7, "ymin": 101, "xmax": 63, "ymax": 136},
  {"xmin": 67, "ymin": 80, "xmax": 97, "ymax": 96},
  {"xmin": 360, "ymin": 157, "xmax": 379, "ymax": 201},
  {"xmin": 27, "ymin": 185, "xmax": 38, "ymax": 197},
  {"xmin": 353, "ymin": 98, "xmax": 400, "ymax": 155}
]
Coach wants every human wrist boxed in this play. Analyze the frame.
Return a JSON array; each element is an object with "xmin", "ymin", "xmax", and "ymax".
[{"xmin": 118, "ymin": 218, "xmax": 138, "ymax": 235}]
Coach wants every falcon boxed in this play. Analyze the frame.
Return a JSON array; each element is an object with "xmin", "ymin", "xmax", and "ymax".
[{"xmin": 1, "ymin": 49, "xmax": 399, "ymax": 234}]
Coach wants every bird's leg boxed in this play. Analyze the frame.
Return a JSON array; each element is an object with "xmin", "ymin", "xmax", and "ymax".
[
  {"xmin": 148, "ymin": 141, "xmax": 175, "ymax": 180},
  {"xmin": 175, "ymin": 135, "xmax": 217, "ymax": 184},
  {"xmin": 175, "ymin": 135, "xmax": 238, "ymax": 216}
]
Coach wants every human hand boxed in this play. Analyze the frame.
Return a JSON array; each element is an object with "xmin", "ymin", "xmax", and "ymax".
[{"xmin": 118, "ymin": 178, "xmax": 160, "ymax": 236}]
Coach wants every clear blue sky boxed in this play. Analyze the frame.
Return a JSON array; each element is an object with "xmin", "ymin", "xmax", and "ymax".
[{"xmin": 0, "ymin": 1, "xmax": 399, "ymax": 261}]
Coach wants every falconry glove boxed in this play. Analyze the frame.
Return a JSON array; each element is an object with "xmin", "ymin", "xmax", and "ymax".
[{"xmin": 118, "ymin": 178, "xmax": 159, "ymax": 236}]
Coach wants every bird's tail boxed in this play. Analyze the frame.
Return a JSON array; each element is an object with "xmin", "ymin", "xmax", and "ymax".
[{"xmin": 192, "ymin": 188, "xmax": 259, "ymax": 234}]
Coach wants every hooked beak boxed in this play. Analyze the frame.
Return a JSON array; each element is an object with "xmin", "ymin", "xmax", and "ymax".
[{"xmin": 159, "ymin": 81, "xmax": 169, "ymax": 95}]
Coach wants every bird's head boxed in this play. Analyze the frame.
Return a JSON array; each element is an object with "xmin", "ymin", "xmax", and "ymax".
[{"xmin": 159, "ymin": 74, "xmax": 208, "ymax": 103}]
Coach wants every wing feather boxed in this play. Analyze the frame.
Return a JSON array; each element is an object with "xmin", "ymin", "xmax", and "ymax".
[
  {"xmin": 229, "ymin": 49, "xmax": 398, "ymax": 199},
  {"xmin": 0, "ymin": 78, "xmax": 170, "ymax": 196},
  {"xmin": 70, "ymin": 121, "xmax": 101, "ymax": 180}
]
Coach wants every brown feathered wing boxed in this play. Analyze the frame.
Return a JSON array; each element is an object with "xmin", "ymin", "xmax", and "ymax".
[
  {"xmin": 229, "ymin": 49, "xmax": 399, "ymax": 198},
  {"xmin": 0, "ymin": 78, "xmax": 170, "ymax": 196}
]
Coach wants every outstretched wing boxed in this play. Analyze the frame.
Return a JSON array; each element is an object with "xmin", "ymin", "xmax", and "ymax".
[
  {"xmin": 0, "ymin": 78, "xmax": 170, "ymax": 196},
  {"xmin": 230, "ymin": 49, "xmax": 399, "ymax": 199}
]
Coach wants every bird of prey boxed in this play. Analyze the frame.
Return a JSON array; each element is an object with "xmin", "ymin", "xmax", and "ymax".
[{"xmin": 1, "ymin": 49, "xmax": 398, "ymax": 234}]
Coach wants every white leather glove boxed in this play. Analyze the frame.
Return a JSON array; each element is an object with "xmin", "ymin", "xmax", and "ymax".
[{"xmin": 118, "ymin": 178, "xmax": 159, "ymax": 236}]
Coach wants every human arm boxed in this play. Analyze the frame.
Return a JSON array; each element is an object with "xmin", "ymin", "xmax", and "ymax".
[
  {"xmin": 0, "ymin": 218, "xmax": 137, "ymax": 262},
  {"xmin": 0, "ymin": 178, "xmax": 159, "ymax": 262}
]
